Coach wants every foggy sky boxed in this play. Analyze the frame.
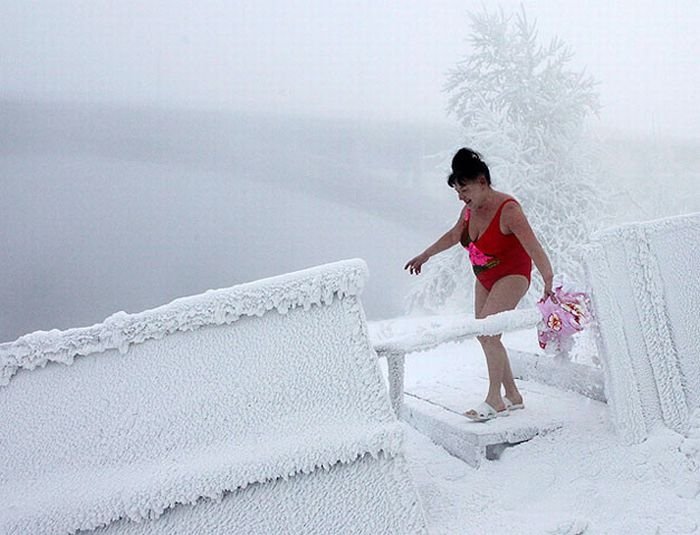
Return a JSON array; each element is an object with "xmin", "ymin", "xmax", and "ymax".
[{"xmin": 2, "ymin": 1, "xmax": 699, "ymax": 138}]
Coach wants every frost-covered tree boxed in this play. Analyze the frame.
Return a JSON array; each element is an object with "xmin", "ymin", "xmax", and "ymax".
[{"xmin": 406, "ymin": 5, "xmax": 610, "ymax": 313}]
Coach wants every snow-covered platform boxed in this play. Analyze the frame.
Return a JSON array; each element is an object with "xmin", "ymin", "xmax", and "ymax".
[
  {"xmin": 375, "ymin": 331, "xmax": 606, "ymax": 468},
  {"xmin": 401, "ymin": 373, "xmax": 602, "ymax": 468},
  {"xmin": 371, "ymin": 314, "xmax": 606, "ymax": 468}
]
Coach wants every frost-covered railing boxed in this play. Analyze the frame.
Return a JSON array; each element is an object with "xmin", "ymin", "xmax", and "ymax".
[
  {"xmin": 371, "ymin": 307, "xmax": 607, "ymax": 416},
  {"xmin": 0, "ymin": 259, "xmax": 427, "ymax": 535},
  {"xmin": 372, "ymin": 309, "xmax": 541, "ymax": 415},
  {"xmin": 583, "ymin": 211, "xmax": 700, "ymax": 444},
  {"xmin": 373, "ymin": 309, "xmax": 540, "ymax": 357},
  {"xmin": 0, "ymin": 261, "xmax": 363, "ymax": 385}
]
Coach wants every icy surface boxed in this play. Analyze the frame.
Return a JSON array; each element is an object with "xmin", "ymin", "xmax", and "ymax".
[
  {"xmin": 84, "ymin": 452, "xmax": 423, "ymax": 535},
  {"xmin": 583, "ymin": 212, "xmax": 700, "ymax": 443},
  {"xmin": 0, "ymin": 259, "xmax": 427, "ymax": 534}
]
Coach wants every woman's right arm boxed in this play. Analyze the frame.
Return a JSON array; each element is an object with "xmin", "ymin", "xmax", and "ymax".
[{"xmin": 404, "ymin": 207, "xmax": 467, "ymax": 275}]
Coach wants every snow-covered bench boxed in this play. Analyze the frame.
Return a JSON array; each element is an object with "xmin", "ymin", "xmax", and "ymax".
[
  {"xmin": 0, "ymin": 259, "xmax": 427, "ymax": 535},
  {"xmin": 584, "ymin": 212, "xmax": 700, "ymax": 444}
]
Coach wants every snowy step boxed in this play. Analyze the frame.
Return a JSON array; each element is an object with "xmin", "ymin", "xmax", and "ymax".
[
  {"xmin": 399, "ymin": 394, "xmax": 552, "ymax": 468},
  {"xmin": 400, "ymin": 379, "xmax": 603, "ymax": 468},
  {"xmin": 390, "ymin": 339, "xmax": 607, "ymax": 468}
]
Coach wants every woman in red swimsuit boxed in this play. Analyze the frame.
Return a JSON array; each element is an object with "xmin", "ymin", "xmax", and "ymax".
[{"xmin": 404, "ymin": 148, "xmax": 553, "ymax": 422}]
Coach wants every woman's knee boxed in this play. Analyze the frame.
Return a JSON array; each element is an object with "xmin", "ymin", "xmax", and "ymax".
[{"xmin": 477, "ymin": 333, "xmax": 502, "ymax": 348}]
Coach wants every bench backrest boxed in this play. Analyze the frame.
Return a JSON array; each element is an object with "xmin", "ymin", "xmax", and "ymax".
[
  {"xmin": 0, "ymin": 259, "xmax": 427, "ymax": 534},
  {"xmin": 584, "ymin": 212, "xmax": 700, "ymax": 443}
]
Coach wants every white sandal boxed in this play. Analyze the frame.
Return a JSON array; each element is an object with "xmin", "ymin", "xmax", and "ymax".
[
  {"xmin": 504, "ymin": 396, "xmax": 525, "ymax": 411},
  {"xmin": 463, "ymin": 401, "xmax": 509, "ymax": 422}
]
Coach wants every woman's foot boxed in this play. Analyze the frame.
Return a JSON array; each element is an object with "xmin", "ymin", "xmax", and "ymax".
[
  {"xmin": 463, "ymin": 396, "xmax": 507, "ymax": 419},
  {"xmin": 462, "ymin": 401, "xmax": 508, "ymax": 422}
]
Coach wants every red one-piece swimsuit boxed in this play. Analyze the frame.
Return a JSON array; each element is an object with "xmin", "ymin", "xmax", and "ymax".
[{"xmin": 459, "ymin": 198, "xmax": 532, "ymax": 291}]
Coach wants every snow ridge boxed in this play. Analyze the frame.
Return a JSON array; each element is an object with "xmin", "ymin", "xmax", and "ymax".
[
  {"xmin": 584, "ymin": 228, "xmax": 647, "ymax": 442},
  {"xmin": 0, "ymin": 258, "xmax": 367, "ymax": 387},
  {"xmin": 584, "ymin": 212, "xmax": 700, "ymax": 443},
  {"xmin": 630, "ymin": 225, "xmax": 688, "ymax": 432}
]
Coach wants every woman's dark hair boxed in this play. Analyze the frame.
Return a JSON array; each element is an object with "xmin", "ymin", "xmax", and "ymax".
[{"xmin": 447, "ymin": 148, "xmax": 491, "ymax": 187}]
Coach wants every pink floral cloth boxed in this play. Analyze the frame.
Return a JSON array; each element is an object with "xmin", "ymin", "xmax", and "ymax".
[{"xmin": 536, "ymin": 286, "xmax": 591, "ymax": 353}]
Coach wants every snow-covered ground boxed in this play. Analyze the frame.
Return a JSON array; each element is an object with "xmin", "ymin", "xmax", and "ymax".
[{"xmin": 378, "ymin": 331, "xmax": 700, "ymax": 535}]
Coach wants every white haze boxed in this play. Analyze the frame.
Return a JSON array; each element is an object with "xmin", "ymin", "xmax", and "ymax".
[
  {"xmin": 1, "ymin": 2, "xmax": 699, "ymax": 342},
  {"xmin": 2, "ymin": 1, "xmax": 700, "ymax": 138}
]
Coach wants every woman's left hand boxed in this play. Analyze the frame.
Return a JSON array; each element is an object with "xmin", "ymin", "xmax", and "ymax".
[{"xmin": 542, "ymin": 279, "xmax": 554, "ymax": 301}]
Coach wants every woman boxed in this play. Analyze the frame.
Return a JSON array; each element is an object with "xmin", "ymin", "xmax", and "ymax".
[{"xmin": 404, "ymin": 148, "xmax": 553, "ymax": 422}]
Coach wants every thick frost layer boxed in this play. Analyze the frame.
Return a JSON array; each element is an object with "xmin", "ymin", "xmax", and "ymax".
[
  {"xmin": 583, "ymin": 212, "xmax": 700, "ymax": 444},
  {"xmin": 371, "ymin": 309, "xmax": 540, "ymax": 357},
  {"xmin": 0, "ymin": 258, "xmax": 427, "ymax": 534},
  {"xmin": 86, "ymin": 451, "xmax": 425, "ymax": 535},
  {"xmin": 0, "ymin": 258, "xmax": 367, "ymax": 387}
]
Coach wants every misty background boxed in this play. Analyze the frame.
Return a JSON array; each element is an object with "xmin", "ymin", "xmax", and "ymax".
[{"xmin": 2, "ymin": 1, "xmax": 699, "ymax": 343}]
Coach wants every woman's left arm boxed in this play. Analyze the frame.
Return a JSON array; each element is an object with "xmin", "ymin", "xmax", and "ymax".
[{"xmin": 502, "ymin": 202, "xmax": 554, "ymax": 297}]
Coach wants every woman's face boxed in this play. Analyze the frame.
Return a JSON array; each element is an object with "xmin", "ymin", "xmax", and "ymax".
[{"xmin": 454, "ymin": 176, "xmax": 489, "ymax": 208}]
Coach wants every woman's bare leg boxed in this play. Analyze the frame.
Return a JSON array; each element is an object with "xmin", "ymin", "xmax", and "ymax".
[
  {"xmin": 465, "ymin": 275, "xmax": 529, "ymax": 416},
  {"xmin": 501, "ymin": 346, "xmax": 521, "ymax": 404}
]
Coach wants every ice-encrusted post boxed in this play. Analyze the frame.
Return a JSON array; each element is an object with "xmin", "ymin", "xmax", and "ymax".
[
  {"xmin": 386, "ymin": 352, "xmax": 406, "ymax": 416},
  {"xmin": 373, "ymin": 308, "xmax": 545, "ymax": 418}
]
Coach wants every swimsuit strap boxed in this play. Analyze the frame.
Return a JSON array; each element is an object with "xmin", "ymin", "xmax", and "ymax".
[
  {"xmin": 490, "ymin": 198, "xmax": 519, "ymax": 235},
  {"xmin": 469, "ymin": 198, "xmax": 519, "ymax": 241},
  {"xmin": 496, "ymin": 198, "xmax": 519, "ymax": 214}
]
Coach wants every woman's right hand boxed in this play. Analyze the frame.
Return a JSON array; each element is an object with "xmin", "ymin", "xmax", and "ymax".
[{"xmin": 404, "ymin": 253, "xmax": 430, "ymax": 275}]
